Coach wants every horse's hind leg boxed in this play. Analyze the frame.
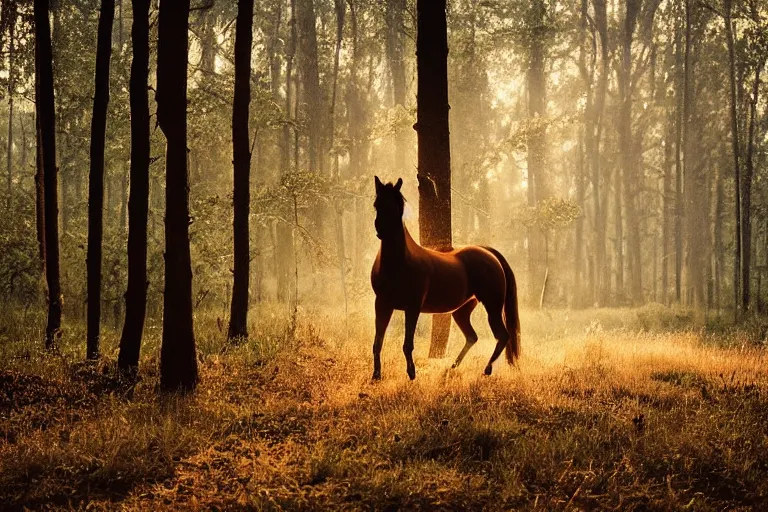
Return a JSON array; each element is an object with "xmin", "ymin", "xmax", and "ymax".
[
  {"xmin": 403, "ymin": 307, "xmax": 420, "ymax": 380},
  {"xmin": 484, "ymin": 304, "xmax": 509, "ymax": 376},
  {"xmin": 451, "ymin": 298, "xmax": 479, "ymax": 369}
]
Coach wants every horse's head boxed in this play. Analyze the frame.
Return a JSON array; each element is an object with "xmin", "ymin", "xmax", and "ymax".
[{"xmin": 374, "ymin": 176, "xmax": 405, "ymax": 240}]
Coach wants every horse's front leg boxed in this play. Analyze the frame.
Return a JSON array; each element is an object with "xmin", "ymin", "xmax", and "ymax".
[
  {"xmin": 404, "ymin": 307, "xmax": 420, "ymax": 380},
  {"xmin": 372, "ymin": 298, "xmax": 394, "ymax": 381}
]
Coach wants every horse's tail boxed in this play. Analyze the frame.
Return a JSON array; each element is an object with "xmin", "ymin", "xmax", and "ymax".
[{"xmin": 482, "ymin": 246, "xmax": 520, "ymax": 364}]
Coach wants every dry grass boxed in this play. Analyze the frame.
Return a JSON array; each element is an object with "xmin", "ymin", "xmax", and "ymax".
[{"xmin": 2, "ymin": 304, "xmax": 768, "ymax": 510}]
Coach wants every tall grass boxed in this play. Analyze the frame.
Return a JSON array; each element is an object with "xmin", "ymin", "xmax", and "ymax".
[{"xmin": 1, "ymin": 303, "xmax": 767, "ymax": 509}]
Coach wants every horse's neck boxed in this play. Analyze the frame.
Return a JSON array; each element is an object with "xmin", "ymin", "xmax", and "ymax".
[{"xmin": 381, "ymin": 222, "xmax": 410, "ymax": 269}]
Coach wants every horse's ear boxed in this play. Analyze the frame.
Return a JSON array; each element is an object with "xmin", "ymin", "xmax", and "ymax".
[
  {"xmin": 394, "ymin": 178, "xmax": 403, "ymax": 192},
  {"xmin": 374, "ymin": 175, "xmax": 383, "ymax": 194}
]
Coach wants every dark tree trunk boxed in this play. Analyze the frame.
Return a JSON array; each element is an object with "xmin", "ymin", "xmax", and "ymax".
[
  {"xmin": 86, "ymin": 0, "xmax": 115, "ymax": 360},
  {"xmin": 724, "ymin": 0, "xmax": 741, "ymax": 317},
  {"xmin": 742, "ymin": 59, "xmax": 762, "ymax": 312},
  {"xmin": 416, "ymin": 0, "xmax": 452, "ymax": 358},
  {"xmin": 228, "ymin": 0, "xmax": 254, "ymax": 341},
  {"xmin": 35, "ymin": 0, "xmax": 62, "ymax": 349},
  {"xmin": 118, "ymin": 0, "xmax": 151, "ymax": 373},
  {"xmin": 157, "ymin": 0, "xmax": 197, "ymax": 392}
]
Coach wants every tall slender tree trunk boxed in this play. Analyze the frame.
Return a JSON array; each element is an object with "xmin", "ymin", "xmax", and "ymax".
[
  {"xmin": 35, "ymin": 0, "xmax": 62, "ymax": 349},
  {"xmin": 741, "ymin": 60, "xmax": 761, "ymax": 312},
  {"xmin": 386, "ymin": 0, "xmax": 407, "ymax": 171},
  {"xmin": 118, "ymin": 0, "xmax": 151, "ymax": 374},
  {"xmin": 86, "ymin": 0, "xmax": 115, "ymax": 360},
  {"xmin": 6, "ymin": 4, "xmax": 15, "ymax": 211},
  {"xmin": 296, "ymin": 0, "xmax": 323, "ymax": 174},
  {"xmin": 526, "ymin": 0, "xmax": 547, "ymax": 304},
  {"xmin": 416, "ymin": 0, "xmax": 452, "ymax": 358},
  {"xmin": 228, "ymin": 0, "xmax": 254, "ymax": 341},
  {"xmin": 674, "ymin": 0, "xmax": 684, "ymax": 304},
  {"xmin": 593, "ymin": 0, "xmax": 609, "ymax": 304},
  {"xmin": 662, "ymin": 102, "xmax": 673, "ymax": 304},
  {"xmin": 277, "ymin": 0, "xmax": 297, "ymax": 303},
  {"xmin": 330, "ymin": 0, "xmax": 348, "ymax": 319},
  {"xmin": 158, "ymin": 0, "xmax": 197, "ymax": 392},
  {"xmin": 724, "ymin": 0, "xmax": 741, "ymax": 318}
]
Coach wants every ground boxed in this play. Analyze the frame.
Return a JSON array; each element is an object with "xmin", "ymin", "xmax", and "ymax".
[{"xmin": 1, "ymin": 304, "xmax": 768, "ymax": 510}]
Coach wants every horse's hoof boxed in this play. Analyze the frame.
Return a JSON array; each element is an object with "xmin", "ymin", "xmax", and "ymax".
[
  {"xmin": 483, "ymin": 365, "xmax": 493, "ymax": 376},
  {"xmin": 451, "ymin": 363, "xmax": 458, "ymax": 369},
  {"xmin": 372, "ymin": 371, "xmax": 381, "ymax": 381},
  {"xmin": 407, "ymin": 367, "xmax": 416, "ymax": 380}
]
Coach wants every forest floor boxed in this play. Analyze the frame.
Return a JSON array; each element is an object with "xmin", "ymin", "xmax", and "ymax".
[{"xmin": 1, "ymin": 303, "xmax": 768, "ymax": 510}]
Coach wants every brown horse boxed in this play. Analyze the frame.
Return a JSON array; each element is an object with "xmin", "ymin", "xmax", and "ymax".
[{"xmin": 371, "ymin": 176, "xmax": 520, "ymax": 380}]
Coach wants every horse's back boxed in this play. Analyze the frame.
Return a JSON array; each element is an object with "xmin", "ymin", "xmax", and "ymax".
[{"xmin": 453, "ymin": 246, "xmax": 507, "ymax": 305}]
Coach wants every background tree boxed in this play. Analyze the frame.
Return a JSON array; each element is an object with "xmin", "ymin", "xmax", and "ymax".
[
  {"xmin": 117, "ymin": 0, "xmax": 150, "ymax": 373},
  {"xmin": 86, "ymin": 0, "xmax": 115, "ymax": 360},
  {"xmin": 416, "ymin": 0, "xmax": 453, "ymax": 358},
  {"xmin": 157, "ymin": 0, "xmax": 197, "ymax": 392},
  {"xmin": 35, "ymin": 0, "xmax": 62, "ymax": 349},
  {"xmin": 228, "ymin": 0, "xmax": 254, "ymax": 341}
]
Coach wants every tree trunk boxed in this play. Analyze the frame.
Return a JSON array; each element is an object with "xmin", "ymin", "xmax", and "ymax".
[
  {"xmin": 724, "ymin": 0, "xmax": 741, "ymax": 318},
  {"xmin": 6, "ymin": 3, "xmax": 14, "ymax": 211},
  {"xmin": 228, "ymin": 0, "xmax": 254, "ymax": 341},
  {"xmin": 86, "ymin": 0, "xmax": 115, "ymax": 360},
  {"xmin": 674, "ymin": 0, "xmax": 684, "ymax": 304},
  {"xmin": 157, "ymin": 0, "xmax": 197, "ymax": 392},
  {"xmin": 296, "ymin": 0, "xmax": 323, "ymax": 174},
  {"xmin": 741, "ymin": 59, "xmax": 761, "ymax": 312},
  {"xmin": 330, "ymin": 0, "xmax": 348, "ymax": 318},
  {"xmin": 526, "ymin": 0, "xmax": 547, "ymax": 304},
  {"xmin": 386, "ymin": 0, "xmax": 407, "ymax": 171},
  {"xmin": 593, "ymin": 0, "xmax": 609, "ymax": 305},
  {"xmin": 118, "ymin": 0, "xmax": 151, "ymax": 374},
  {"xmin": 416, "ymin": 0, "xmax": 452, "ymax": 358},
  {"xmin": 35, "ymin": 108, "xmax": 46, "ymax": 271},
  {"xmin": 35, "ymin": 0, "xmax": 62, "ymax": 349},
  {"xmin": 277, "ymin": 0, "xmax": 297, "ymax": 303},
  {"xmin": 617, "ymin": 0, "xmax": 642, "ymax": 304}
]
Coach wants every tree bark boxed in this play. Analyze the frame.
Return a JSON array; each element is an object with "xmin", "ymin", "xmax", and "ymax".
[
  {"xmin": 158, "ymin": 0, "xmax": 197, "ymax": 392},
  {"xmin": 617, "ymin": 0, "xmax": 642, "ymax": 304},
  {"xmin": 296, "ymin": 0, "xmax": 323, "ymax": 174},
  {"xmin": 35, "ymin": 0, "xmax": 62, "ymax": 349},
  {"xmin": 526, "ymin": 0, "xmax": 547, "ymax": 304},
  {"xmin": 416, "ymin": 0, "xmax": 452, "ymax": 358},
  {"xmin": 277, "ymin": 0, "xmax": 297, "ymax": 303},
  {"xmin": 118, "ymin": 0, "xmax": 151, "ymax": 374},
  {"xmin": 86, "ymin": 0, "xmax": 115, "ymax": 360},
  {"xmin": 724, "ymin": 0, "xmax": 741, "ymax": 318},
  {"xmin": 741, "ymin": 55, "xmax": 762, "ymax": 312},
  {"xmin": 593, "ymin": 0, "xmax": 610, "ymax": 305},
  {"xmin": 674, "ymin": 0, "xmax": 684, "ymax": 304},
  {"xmin": 386, "ymin": 0, "xmax": 407, "ymax": 171},
  {"xmin": 6, "ymin": 3, "xmax": 14, "ymax": 211},
  {"xmin": 228, "ymin": 0, "xmax": 254, "ymax": 341}
]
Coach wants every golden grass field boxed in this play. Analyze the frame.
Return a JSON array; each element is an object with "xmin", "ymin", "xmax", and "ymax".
[{"xmin": 1, "ymin": 304, "xmax": 768, "ymax": 510}]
